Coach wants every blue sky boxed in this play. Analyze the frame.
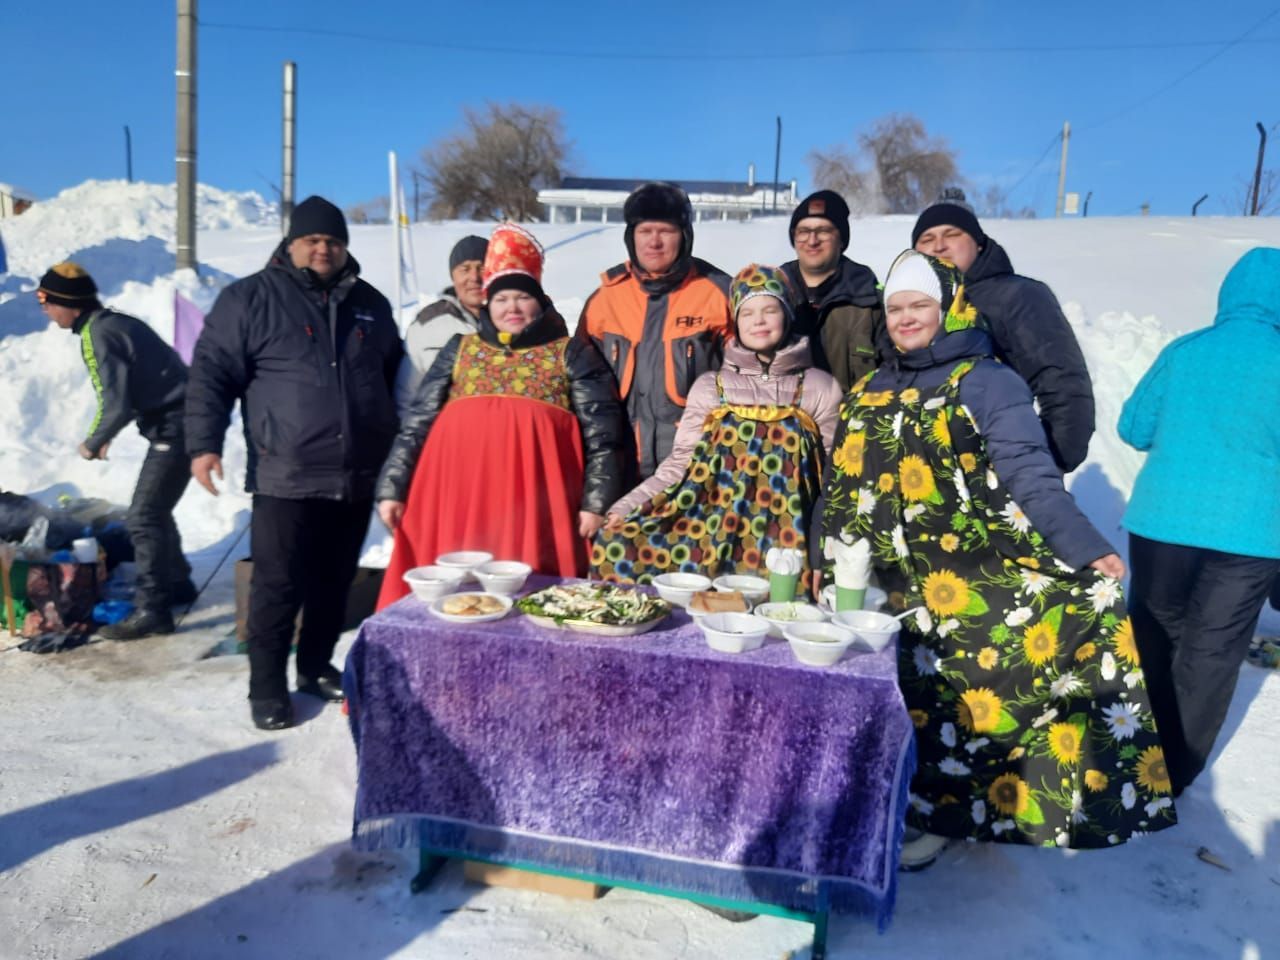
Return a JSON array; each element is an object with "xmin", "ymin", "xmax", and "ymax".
[{"xmin": 3, "ymin": 0, "xmax": 1278, "ymax": 217}]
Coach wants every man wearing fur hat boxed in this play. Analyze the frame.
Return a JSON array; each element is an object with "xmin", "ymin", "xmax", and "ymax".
[
  {"xmin": 577, "ymin": 182, "xmax": 733, "ymax": 480},
  {"xmin": 913, "ymin": 189, "xmax": 1094, "ymax": 473},
  {"xmin": 186, "ymin": 195, "xmax": 403, "ymax": 731},
  {"xmin": 38, "ymin": 262, "xmax": 195, "ymax": 640},
  {"xmin": 395, "ymin": 234, "xmax": 487, "ymax": 413},
  {"xmin": 781, "ymin": 189, "xmax": 885, "ymax": 392}
]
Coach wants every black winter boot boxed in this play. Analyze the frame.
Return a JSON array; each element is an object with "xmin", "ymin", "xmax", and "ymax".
[
  {"xmin": 250, "ymin": 697, "xmax": 294, "ymax": 731},
  {"xmin": 98, "ymin": 608, "xmax": 176, "ymax": 641}
]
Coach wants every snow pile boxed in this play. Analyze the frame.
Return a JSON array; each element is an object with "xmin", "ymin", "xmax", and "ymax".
[{"xmin": 0, "ymin": 179, "xmax": 276, "ymax": 280}]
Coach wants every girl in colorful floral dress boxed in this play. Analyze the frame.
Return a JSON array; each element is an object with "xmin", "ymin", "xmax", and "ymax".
[
  {"xmin": 593, "ymin": 265, "xmax": 842, "ymax": 587},
  {"xmin": 824, "ymin": 250, "xmax": 1175, "ymax": 856},
  {"xmin": 374, "ymin": 224, "xmax": 628, "ymax": 607}
]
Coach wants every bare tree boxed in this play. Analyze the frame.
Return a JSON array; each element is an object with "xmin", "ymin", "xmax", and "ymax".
[
  {"xmin": 345, "ymin": 196, "xmax": 390, "ymax": 224},
  {"xmin": 421, "ymin": 103, "xmax": 567, "ymax": 221},
  {"xmin": 1226, "ymin": 169, "xmax": 1280, "ymax": 215},
  {"xmin": 859, "ymin": 114, "xmax": 958, "ymax": 214},
  {"xmin": 807, "ymin": 113, "xmax": 959, "ymax": 215},
  {"xmin": 805, "ymin": 144, "xmax": 882, "ymax": 215},
  {"xmin": 972, "ymin": 183, "xmax": 1036, "ymax": 220}
]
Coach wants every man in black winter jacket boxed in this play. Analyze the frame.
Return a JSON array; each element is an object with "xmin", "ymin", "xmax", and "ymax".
[
  {"xmin": 38, "ymin": 262, "xmax": 195, "ymax": 640},
  {"xmin": 913, "ymin": 194, "xmax": 1095, "ymax": 473},
  {"xmin": 185, "ymin": 196, "xmax": 403, "ymax": 731}
]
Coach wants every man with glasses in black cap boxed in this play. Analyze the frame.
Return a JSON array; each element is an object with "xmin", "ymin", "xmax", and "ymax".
[{"xmin": 781, "ymin": 190, "xmax": 884, "ymax": 392}]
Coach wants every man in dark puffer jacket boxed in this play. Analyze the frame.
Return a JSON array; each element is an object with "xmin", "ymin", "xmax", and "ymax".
[
  {"xmin": 186, "ymin": 196, "xmax": 403, "ymax": 731},
  {"xmin": 39, "ymin": 262, "xmax": 195, "ymax": 640},
  {"xmin": 913, "ymin": 192, "xmax": 1095, "ymax": 473}
]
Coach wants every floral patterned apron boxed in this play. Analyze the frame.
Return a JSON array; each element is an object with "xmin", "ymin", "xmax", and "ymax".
[{"xmin": 824, "ymin": 361, "xmax": 1176, "ymax": 848}]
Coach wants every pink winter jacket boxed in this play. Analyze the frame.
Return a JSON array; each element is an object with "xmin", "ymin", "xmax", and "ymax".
[{"xmin": 608, "ymin": 335, "xmax": 844, "ymax": 517}]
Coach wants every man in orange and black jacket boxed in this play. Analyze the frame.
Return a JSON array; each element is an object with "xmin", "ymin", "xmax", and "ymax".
[{"xmin": 577, "ymin": 182, "xmax": 733, "ymax": 481}]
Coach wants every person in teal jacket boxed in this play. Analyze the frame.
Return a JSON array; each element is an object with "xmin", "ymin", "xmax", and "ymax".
[{"xmin": 1119, "ymin": 246, "xmax": 1280, "ymax": 796}]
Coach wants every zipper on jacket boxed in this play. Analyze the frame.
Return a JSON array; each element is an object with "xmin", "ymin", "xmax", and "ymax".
[{"xmin": 684, "ymin": 341, "xmax": 695, "ymax": 392}]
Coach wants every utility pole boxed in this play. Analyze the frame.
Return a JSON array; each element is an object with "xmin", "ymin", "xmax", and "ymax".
[
  {"xmin": 1054, "ymin": 121, "xmax": 1070, "ymax": 218},
  {"xmin": 1250, "ymin": 121, "xmax": 1267, "ymax": 216},
  {"xmin": 175, "ymin": 0, "xmax": 197, "ymax": 272},
  {"xmin": 1083, "ymin": 190, "xmax": 1092, "ymax": 218},
  {"xmin": 124, "ymin": 125, "xmax": 133, "ymax": 183},
  {"xmin": 282, "ymin": 61, "xmax": 297, "ymax": 234},
  {"xmin": 772, "ymin": 116, "xmax": 782, "ymax": 213},
  {"xmin": 1192, "ymin": 193, "xmax": 1209, "ymax": 216}
]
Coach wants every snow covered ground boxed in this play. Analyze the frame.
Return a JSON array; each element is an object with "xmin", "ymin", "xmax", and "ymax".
[{"xmin": 0, "ymin": 181, "xmax": 1278, "ymax": 959}]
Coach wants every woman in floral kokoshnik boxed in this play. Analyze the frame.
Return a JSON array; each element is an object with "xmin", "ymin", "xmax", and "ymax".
[
  {"xmin": 374, "ymin": 224, "xmax": 628, "ymax": 608},
  {"xmin": 593, "ymin": 264, "xmax": 842, "ymax": 586},
  {"xmin": 824, "ymin": 250, "xmax": 1175, "ymax": 851}
]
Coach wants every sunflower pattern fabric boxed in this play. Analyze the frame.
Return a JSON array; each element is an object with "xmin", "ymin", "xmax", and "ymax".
[
  {"xmin": 824, "ymin": 363, "xmax": 1176, "ymax": 848},
  {"xmin": 447, "ymin": 335, "xmax": 571, "ymax": 409},
  {"xmin": 593, "ymin": 375, "xmax": 822, "ymax": 586}
]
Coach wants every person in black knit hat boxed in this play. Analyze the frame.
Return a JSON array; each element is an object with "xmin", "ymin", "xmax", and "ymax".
[
  {"xmin": 577, "ymin": 182, "xmax": 733, "ymax": 481},
  {"xmin": 781, "ymin": 189, "xmax": 884, "ymax": 391},
  {"xmin": 912, "ymin": 188, "xmax": 1094, "ymax": 473},
  {"xmin": 186, "ymin": 195, "xmax": 404, "ymax": 730},
  {"xmin": 38, "ymin": 262, "xmax": 195, "ymax": 641}
]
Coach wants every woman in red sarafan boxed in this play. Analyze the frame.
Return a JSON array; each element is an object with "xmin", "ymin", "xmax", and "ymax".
[{"xmin": 374, "ymin": 223, "xmax": 628, "ymax": 608}]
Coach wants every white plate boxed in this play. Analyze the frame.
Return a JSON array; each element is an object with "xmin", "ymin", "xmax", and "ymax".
[
  {"xmin": 564, "ymin": 612, "xmax": 670, "ymax": 637},
  {"xmin": 427, "ymin": 592, "xmax": 513, "ymax": 624}
]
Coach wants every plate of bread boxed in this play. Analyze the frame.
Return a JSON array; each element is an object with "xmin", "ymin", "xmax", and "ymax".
[
  {"xmin": 428, "ymin": 592, "xmax": 513, "ymax": 624},
  {"xmin": 687, "ymin": 590, "xmax": 749, "ymax": 617}
]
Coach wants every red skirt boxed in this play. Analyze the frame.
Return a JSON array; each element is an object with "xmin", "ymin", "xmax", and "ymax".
[{"xmin": 377, "ymin": 396, "xmax": 587, "ymax": 609}]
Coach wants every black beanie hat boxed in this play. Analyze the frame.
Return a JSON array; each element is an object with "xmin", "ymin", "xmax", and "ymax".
[
  {"xmin": 449, "ymin": 235, "xmax": 488, "ymax": 271},
  {"xmin": 287, "ymin": 195, "xmax": 349, "ymax": 244},
  {"xmin": 911, "ymin": 189, "xmax": 986, "ymax": 247},
  {"xmin": 789, "ymin": 189, "xmax": 851, "ymax": 251},
  {"xmin": 623, "ymin": 182, "xmax": 694, "ymax": 265},
  {"xmin": 37, "ymin": 262, "xmax": 100, "ymax": 308}
]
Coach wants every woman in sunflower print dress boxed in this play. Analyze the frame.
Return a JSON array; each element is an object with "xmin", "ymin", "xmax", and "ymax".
[
  {"xmin": 824, "ymin": 250, "xmax": 1175, "ymax": 858},
  {"xmin": 594, "ymin": 264, "xmax": 842, "ymax": 586}
]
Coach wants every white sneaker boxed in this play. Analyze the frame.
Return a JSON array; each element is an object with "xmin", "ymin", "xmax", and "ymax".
[{"xmin": 899, "ymin": 831, "xmax": 951, "ymax": 871}]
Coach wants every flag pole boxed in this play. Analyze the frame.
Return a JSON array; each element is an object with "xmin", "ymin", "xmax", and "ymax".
[{"xmin": 388, "ymin": 151, "xmax": 404, "ymax": 332}]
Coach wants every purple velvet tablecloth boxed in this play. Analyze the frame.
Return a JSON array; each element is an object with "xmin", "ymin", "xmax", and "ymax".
[{"xmin": 345, "ymin": 577, "xmax": 914, "ymax": 927}]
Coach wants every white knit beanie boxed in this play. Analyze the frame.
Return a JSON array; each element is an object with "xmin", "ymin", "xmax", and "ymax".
[{"xmin": 883, "ymin": 250, "xmax": 942, "ymax": 305}]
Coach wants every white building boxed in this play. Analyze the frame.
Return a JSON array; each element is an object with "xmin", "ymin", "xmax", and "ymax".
[{"xmin": 538, "ymin": 172, "xmax": 798, "ymax": 225}]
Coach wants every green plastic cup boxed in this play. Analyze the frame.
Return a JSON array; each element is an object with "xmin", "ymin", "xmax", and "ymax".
[
  {"xmin": 769, "ymin": 571, "xmax": 800, "ymax": 603},
  {"xmin": 836, "ymin": 585, "xmax": 867, "ymax": 612}
]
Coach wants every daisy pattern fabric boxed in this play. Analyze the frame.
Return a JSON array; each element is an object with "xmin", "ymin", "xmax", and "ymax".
[{"xmin": 824, "ymin": 362, "xmax": 1176, "ymax": 848}]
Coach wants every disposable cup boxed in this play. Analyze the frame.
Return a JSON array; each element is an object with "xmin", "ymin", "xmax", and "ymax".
[
  {"xmin": 769, "ymin": 571, "xmax": 800, "ymax": 603},
  {"xmin": 836, "ymin": 585, "xmax": 866, "ymax": 612}
]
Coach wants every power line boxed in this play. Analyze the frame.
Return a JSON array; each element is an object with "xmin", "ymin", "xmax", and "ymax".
[
  {"xmin": 1078, "ymin": 7, "xmax": 1280, "ymax": 132},
  {"xmin": 1002, "ymin": 132, "xmax": 1065, "ymax": 203},
  {"xmin": 200, "ymin": 20, "xmax": 1280, "ymax": 62}
]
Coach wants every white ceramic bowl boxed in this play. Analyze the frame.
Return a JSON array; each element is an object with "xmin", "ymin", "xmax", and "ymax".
[
  {"xmin": 402, "ymin": 564, "xmax": 466, "ymax": 602},
  {"xmin": 783, "ymin": 622, "xmax": 857, "ymax": 666},
  {"xmin": 820, "ymin": 584, "xmax": 889, "ymax": 613},
  {"xmin": 652, "ymin": 572, "xmax": 712, "ymax": 608},
  {"xmin": 698, "ymin": 612, "xmax": 771, "ymax": 654},
  {"xmin": 712, "ymin": 574, "xmax": 770, "ymax": 605},
  {"xmin": 753, "ymin": 601, "xmax": 830, "ymax": 639},
  {"xmin": 830, "ymin": 609, "xmax": 901, "ymax": 652},
  {"xmin": 434, "ymin": 550, "xmax": 494, "ymax": 580},
  {"xmin": 472, "ymin": 560, "xmax": 532, "ymax": 595}
]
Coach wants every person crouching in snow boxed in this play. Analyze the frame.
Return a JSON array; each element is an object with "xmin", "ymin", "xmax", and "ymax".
[
  {"xmin": 38, "ymin": 262, "xmax": 195, "ymax": 640},
  {"xmin": 593, "ymin": 264, "xmax": 842, "ymax": 588},
  {"xmin": 374, "ymin": 223, "xmax": 629, "ymax": 605},
  {"xmin": 822, "ymin": 250, "xmax": 1175, "ymax": 869}
]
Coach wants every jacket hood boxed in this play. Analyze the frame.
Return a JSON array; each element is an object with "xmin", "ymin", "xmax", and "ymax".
[
  {"xmin": 1216, "ymin": 247, "xmax": 1280, "ymax": 329},
  {"xmin": 782, "ymin": 256, "xmax": 880, "ymax": 308},
  {"xmin": 477, "ymin": 303, "xmax": 568, "ymax": 349},
  {"xmin": 961, "ymin": 235, "xmax": 1014, "ymax": 285},
  {"xmin": 891, "ymin": 326, "xmax": 994, "ymax": 372},
  {"xmin": 721, "ymin": 335, "xmax": 814, "ymax": 376}
]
